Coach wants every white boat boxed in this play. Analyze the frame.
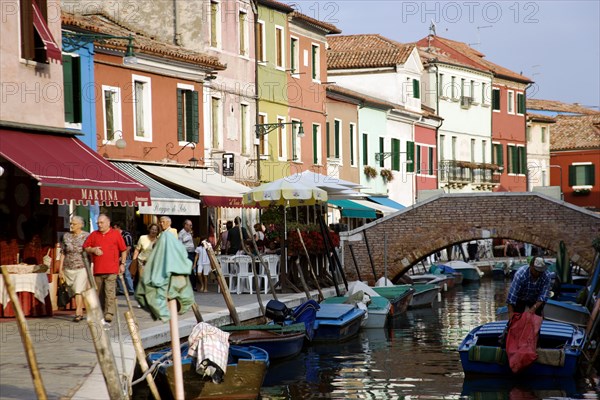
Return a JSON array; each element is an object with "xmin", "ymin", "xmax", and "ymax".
[{"xmin": 442, "ymin": 260, "xmax": 484, "ymax": 282}]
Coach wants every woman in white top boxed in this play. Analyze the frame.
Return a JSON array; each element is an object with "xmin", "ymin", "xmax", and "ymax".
[
  {"xmin": 132, "ymin": 223, "xmax": 159, "ymax": 282},
  {"xmin": 194, "ymin": 239, "xmax": 211, "ymax": 292}
]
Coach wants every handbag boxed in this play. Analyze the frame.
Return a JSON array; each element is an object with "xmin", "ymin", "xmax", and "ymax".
[
  {"xmin": 42, "ymin": 249, "xmax": 52, "ymax": 267},
  {"xmin": 129, "ymin": 258, "xmax": 139, "ymax": 278},
  {"xmin": 57, "ymin": 279, "xmax": 71, "ymax": 309}
]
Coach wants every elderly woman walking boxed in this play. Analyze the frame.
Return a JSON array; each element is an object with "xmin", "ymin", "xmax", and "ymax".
[
  {"xmin": 132, "ymin": 223, "xmax": 160, "ymax": 283},
  {"xmin": 58, "ymin": 216, "xmax": 90, "ymax": 322}
]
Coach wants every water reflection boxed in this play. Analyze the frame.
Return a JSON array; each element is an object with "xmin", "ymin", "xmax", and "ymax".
[{"xmin": 261, "ymin": 279, "xmax": 599, "ymax": 399}]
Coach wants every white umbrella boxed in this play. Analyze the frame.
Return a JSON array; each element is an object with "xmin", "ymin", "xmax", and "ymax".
[{"xmin": 243, "ymin": 178, "xmax": 328, "ymax": 274}]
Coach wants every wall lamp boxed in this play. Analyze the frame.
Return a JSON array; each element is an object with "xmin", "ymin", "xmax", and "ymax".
[
  {"xmin": 97, "ymin": 131, "xmax": 127, "ymax": 158},
  {"xmin": 255, "ymin": 121, "xmax": 304, "ymax": 138},
  {"xmin": 62, "ymin": 31, "xmax": 137, "ymax": 65},
  {"xmin": 374, "ymin": 151, "xmax": 413, "ymax": 163},
  {"xmin": 166, "ymin": 141, "xmax": 198, "ymax": 169}
]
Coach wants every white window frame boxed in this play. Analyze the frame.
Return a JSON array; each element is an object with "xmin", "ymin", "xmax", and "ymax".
[
  {"xmin": 211, "ymin": 96, "xmax": 222, "ymax": 150},
  {"xmin": 481, "ymin": 82, "xmax": 488, "ymax": 106},
  {"xmin": 291, "ymin": 118, "xmax": 302, "ymax": 162},
  {"xmin": 451, "ymin": 76, "xmax": 457, "ymax": 100},
  {"xmin": 240, "ymin": 103, "xmax": 250, "ymax": 155},
  {"xmin": 349, "ymin": 122, "xmax": 357, "ymax": 167},
  {"xmin": 210, "ymin": 0, "xmax": 221, "ymax": 49},
  {"xmin": 257, "ymin": 112, "xmax": 269, "ymax": 157},
  {"xmin": 313, "ymin": 123, "xmax": 322, "ymax": 165},
  {"xmin": 176, "ymin": 83, "xmax": 196, "ymax": 145},
  {"xmin": 277, "ymin": 116, "xmax": 287, "ymax": 161},
  {"xmin": 275, "ymin": 25, "xmax": 285, "ymax": 70},
  {"xmin": 311, "ymin": 43, "xmax": 321, "ymax": 82},
  {"xmin": 238, "ymin": 9, "xmax": 248, "ymax": 57},
  {"xmin": 290, "ymin": 36, "xmax": 300, "ymax": 76},
  {"xmin": 333, "ymin": 118, "xmax": 342, "ymax": 163},
  {"xmin": 507, "ymin": 90, "xmax": 515, "ymax": 114},
  {"xmin": 101, "ymin": 85, "xmax": 122, "ymax": 144},
  {"xmin": 131, "ymin": 74, "xmax": 152, "ymax": 142}
]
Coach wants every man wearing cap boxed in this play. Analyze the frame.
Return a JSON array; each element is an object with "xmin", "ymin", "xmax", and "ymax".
[{"xmin": 506, "ymin": 256, "xmax": 553, "ymax": 320}]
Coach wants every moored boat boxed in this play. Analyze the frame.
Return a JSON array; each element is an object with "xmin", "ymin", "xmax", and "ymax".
[
  {"xmin": 313, "ymin": 303, "xmax": 366, "ymax": 342},
  {"xmin": 221, "ymin": 323, "xmax": 307, "ymax": 360},
  {"xmin": 458, "ymin": 320, "xmax": 585, "ymax": 377},
  {"xmin": 442, "ymin": 261, "xmax": 484, "ymax": 282},
  {"xmin": 147, "ymin": 343, "xmax": 269, "ymax": 399},
  {"xmin": 322, "ymin": 295, "xmax": 390, "ymax": 329},
  {"xmin": 496, "ymin": 299, "xmax": 591, "ymax": 327}
]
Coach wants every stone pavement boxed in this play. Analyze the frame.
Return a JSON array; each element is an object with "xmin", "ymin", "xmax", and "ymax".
[{"xmin": 0, "ymin": 284, "xmax": 335, "ymax": 399}]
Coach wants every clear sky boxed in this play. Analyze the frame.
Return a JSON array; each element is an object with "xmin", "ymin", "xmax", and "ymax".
[{"xmin": 290, "ymin": 0, "xmax": 600, "ymax": 111}]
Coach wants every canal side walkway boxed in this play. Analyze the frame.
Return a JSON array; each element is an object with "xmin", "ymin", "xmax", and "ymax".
[{"xmin": 0, "ymin": 287, "xmax": 336, "ymax": 400}]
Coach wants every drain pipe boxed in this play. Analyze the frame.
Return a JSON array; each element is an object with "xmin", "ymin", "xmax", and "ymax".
[{"xmin": 251, "ymin": 0, "xmax": 260, "ymax": 183}]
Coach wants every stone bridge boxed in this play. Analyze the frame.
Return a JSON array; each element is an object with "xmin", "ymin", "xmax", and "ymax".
[{"xmin": 339, "ymin": 192, "xmax": 600, "ymax": 283}]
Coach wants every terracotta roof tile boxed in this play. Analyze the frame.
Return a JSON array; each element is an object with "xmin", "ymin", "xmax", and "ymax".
[
  {"xmin": 423, "ymin": 36, "xmax": 531, "ymax": 83},
  {"xmin": 417, "ymin": 47, "xmax": 489, "ymax": 73},
  {"xmin": 528, "ymin": 99, "xmax": 599, "ymax": 115},
  {"xmin": 62, "ymin": 12, "xmax": 225, "ymax": 70},
  {"xmin": 291, "ymin": 11, "xmax": 341, "ymax": 34},
  {"xmin": 526, "ymin": 113, "xmax": 556, "ymax": 123},
  {"xmin": 550, "ymin": 114, "xmax": 600, "ymax": 151},
  {"xmin": 257, "ymin": 0, "xmax": 295, "ymax": 13},
  {"xmin": 327, "ymin": 34, "xmax": 414, "ymax": 70}
]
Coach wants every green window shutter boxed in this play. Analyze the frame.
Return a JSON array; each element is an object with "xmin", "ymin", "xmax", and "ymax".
[
  {"xmin": 517, "ymin": 93, "xmax": 525, "ymax": 114},
  {"xmin": 177, "ymin": 89, "xmax": 184, "ymax": 141},
  {"xmin": 313, "ymin": 125, "xmax": 318, "ymax": 164},
  {"xmin": 379, "ymin": 137, "xmax": 384, "ymax": 167},
  {"xmin": 391, "ymin": 139, "xmax": 400, "ymax": 171},
  {"xmin": 413, "ymin": 79, "xmax": 420, "ymax": 99},
  {"xmin": 568, "ymin": 165, "xmax": 576, "ymax": 186},
  {"xmin": 511, "ymin": 146, "xmax": 518, "ymax": 174},
  {"xmin": 496, "ymin": 144, "xmax": 504, "ymax": 168},
  {"xmin": 416, "ymin": 145, "xmax": 421, "ymax": 173},
  {"xmin": 428, "ymin": 147, "xmax": 434, "ymax": 174},
  {"xmin": 326, "ymin": 122, "xmax": 330, "ymax": 157},
  {"xmin": 63, "ymin": 55, "xmax": 74, "ymax": 123},
  {"xmin": 349, "ymin": 125, "xmax": 354, "ymax": 165},
  {"xmin": 587, "ymin": 165, "xmax": 596, "ymax": 185},
  {"xmin": 519, "ymin": 147, "xmax": 526, "ymax": 174},
  {"xmin": 492, "ymin": 90, "xmax": 500, "ymax": 111},
  {"xmin": 191, "ymin": 90, "xmax": 199, "ymax": 142},
  {"xmin": 312, "ymin": 46, "xmax": 317, "ymax": 79},
  {"xmin": 72, "ymin": 57, "xmax": 81, "ymax": 123},
  {"xmin": 406, "ymin": 141, "xmax": 415, "ymax": 173},
  {"xmin": 362, "ymin": 133, "xmax": 368, "ymax": 165},
  {"xmin": 334, "ymin": 120, "xmax": 340, "ymax": 158}
]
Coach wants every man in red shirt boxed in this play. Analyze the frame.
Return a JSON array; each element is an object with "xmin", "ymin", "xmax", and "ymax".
[{"xmin": 83, "ymin": 214, "xmax": 127, "ymax": 325}]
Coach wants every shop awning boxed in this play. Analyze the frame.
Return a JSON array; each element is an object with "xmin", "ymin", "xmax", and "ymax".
[
  {"xmin": 139, "ymin": 164, "xmax": 249, "ymax": 208},
  {"xmin": 328, "ymin": 199, "xmax": 377, "ymax": 219},
  {"xmin": 351, "ymin": 199, "xmax": 398, "ymax": 216},
  {"xmin": 368, "ymin": 196, "xmax": 406, "ymax": 210},
  {"xmin": 112, "ymin": 162, "xmax": 201, "ymax": 215},
  {"xmin": 0, "ymin": 130, "xmax": 150, "ymax": 206},
  {"xmin": 32, "ymin": 1, "xmax": 62, "ymax": 63}
]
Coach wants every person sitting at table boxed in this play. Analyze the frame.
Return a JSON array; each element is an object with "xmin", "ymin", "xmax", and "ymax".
[
  {"xmin": 132, "ymin": 223, "xmax": 159, "ymax": 285},
  {"xmin": 58, "ymin": 216, "xmax": 90, "ymax": 322}
]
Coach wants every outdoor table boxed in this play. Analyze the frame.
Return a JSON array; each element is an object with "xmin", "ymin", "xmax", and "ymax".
[{"xmin": 0, "ymin": 266, "xmax": 52, "ymax": 317}]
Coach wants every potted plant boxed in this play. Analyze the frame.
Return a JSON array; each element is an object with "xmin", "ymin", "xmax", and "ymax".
[
  {"xmin": 364, "ymin": 165, "xmax": 378, "ymax": 179},
  {"xmin": 573, "ymin": 188, "xmax": 591, "ymax": 196},
  {"xmin": 380, "ymin": 168, "xmax": 394, "ymax": 182}
]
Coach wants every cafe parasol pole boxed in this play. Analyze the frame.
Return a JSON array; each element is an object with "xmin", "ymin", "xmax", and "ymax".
[{"xmin": 1, "ymin": 267, "xmax": 47, "ymax": 400}]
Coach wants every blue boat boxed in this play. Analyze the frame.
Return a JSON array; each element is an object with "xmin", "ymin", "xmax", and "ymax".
[
  {"xmin": 313, "ymin": 303, "xmax": 366, "ymax": 342},
  {"xmin": 321, "ymin": 295, "xmax": 390, "ymax": 328},
  {"xmin": 221, "ymin": 323, "xmax": 307, "ymax": 360},
  {"xmin": 458, "ymin": 320, "xmax": 585, "ymax": 377},
  {"xmin": 147, "ymin": 343, "xmax": 269, "ymax": 399}
]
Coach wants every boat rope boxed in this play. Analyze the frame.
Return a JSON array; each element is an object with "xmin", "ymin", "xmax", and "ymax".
[{"xmin": 130, "ymin": 351, "xmax": 173, "ymax": 386}]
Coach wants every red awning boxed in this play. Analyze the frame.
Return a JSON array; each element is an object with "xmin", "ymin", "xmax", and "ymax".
[
  {"xmin": 32, "ymin": 1, "xmax": 62, "ymax": 63},
  {"xmin": 0, "ymin": 130, "xmax": 150, "ymax": 206}
]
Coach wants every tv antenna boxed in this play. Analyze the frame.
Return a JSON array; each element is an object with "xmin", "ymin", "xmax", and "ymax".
[{"xmin": 469, "ymin": 25, "xmax": 492, "ymax": 47}]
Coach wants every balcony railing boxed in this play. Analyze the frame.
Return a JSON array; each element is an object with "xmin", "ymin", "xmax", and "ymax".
[{"xmin": 438, "ymin": 160, "xmax": 501, "ymax": 188}]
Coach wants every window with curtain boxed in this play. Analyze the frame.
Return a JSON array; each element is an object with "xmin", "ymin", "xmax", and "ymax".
[
  {"xmin": 569, "ymin": 164, "xmax": 595, "ymax": 187},
  {"xmin": 132, "ymin": 75, "xmax": 152, "ymax": 139},
  {"xmin": 102, "ymin": 86, "xmax": 121, "ymax": 141}
]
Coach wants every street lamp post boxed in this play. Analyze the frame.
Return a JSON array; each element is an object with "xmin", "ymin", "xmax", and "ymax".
[
  {"xmin": 254, "ymin": 121, "xmax": 304, "ymax": 182},
  {"xmin": 165, "ymin": 142, "xmax": 199, "ymax": 169}
]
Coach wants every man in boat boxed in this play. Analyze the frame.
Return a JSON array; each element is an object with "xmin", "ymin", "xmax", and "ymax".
[{"xmin": 506, "ymin": 256, "xmax": 553, "ymax": 319}]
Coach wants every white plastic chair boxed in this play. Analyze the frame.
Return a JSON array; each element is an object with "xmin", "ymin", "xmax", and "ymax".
[
  {"xmin": 215, "ymin": 255, "xmax": 236, "ymax": 293},
  {"xmin": 260, "ymin": 254, "xmax": 280, "ymax": 293},
  {"xmin": 231, "ymin": 255, "xmax": 254, "ymax": 294}
]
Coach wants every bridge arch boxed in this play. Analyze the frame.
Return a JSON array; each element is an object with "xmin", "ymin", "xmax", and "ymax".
[{"xmin": 340, "ymin": 192, "xmax": 600, "ymax": 283}]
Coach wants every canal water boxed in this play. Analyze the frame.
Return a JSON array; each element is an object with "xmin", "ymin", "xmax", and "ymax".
[{"xmin": 260, "ymin": 278, "xmax": 600, "ymax": 399}]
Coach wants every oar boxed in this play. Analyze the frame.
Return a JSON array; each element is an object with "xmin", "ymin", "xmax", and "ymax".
[
  {"xmin": 348, "ymin": 244, "xmax": 363, "ymax": 282},
  {"xmin": 118, "ymin": 274, "xmax": 136, "ymax": 321},
  {"xmin": 168, "ymin": 295, "xmax": 184, "ymax": 400},
  {"xmin": 125, "ymin": 311, "xmax": 161, "ymax": 400},
  {"xmin": 1, "ymin": 267, "xmax": 47, "ymax": 400},
  {"xmin": 203, "ymin": 241, "xmax": 240, "ymax": 325},
  {"xmin": 239, "ymin": 224, "xmax": 265, "ymax": 317},
  {"xmin": 245, "ymin": 222, "xmax": 278, "ymax": 301},
  {"xmin": 296, "ymin": 228, "xmax": 324, "ymax": 302},
  {"xmin": 294, "ymin": 258, "xmax": 312, "ymax": 301}
]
